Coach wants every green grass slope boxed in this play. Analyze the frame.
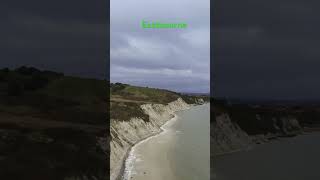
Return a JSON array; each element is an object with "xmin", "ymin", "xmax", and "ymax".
[{"xmin": 110, "ymin": 82, "xmax": 208, "ymax": 121}]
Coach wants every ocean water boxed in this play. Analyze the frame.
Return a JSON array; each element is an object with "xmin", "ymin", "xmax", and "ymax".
[
  {"xmin": 124, "ymin": 103, "xmax": 210, "ymax": 180},
  {"xmin": 172, "ymin": 103, "xmax": 210, "ymax": 180},
  {"xmin": 213, "ymin": 133, "xmax": 320, "ymax": 180}
]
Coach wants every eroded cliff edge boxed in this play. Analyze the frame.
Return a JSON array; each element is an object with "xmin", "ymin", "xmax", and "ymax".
[
  {"xmin": 110, "ymin": 98, "xmax": 192, "ymax": 180},
  {"xmin": 211, "ymin": 113, "xmax": 251, "ymax": 155},
  {"xmin": 211, "ymin": 102, "xmax": 303, "ymax": 157}
]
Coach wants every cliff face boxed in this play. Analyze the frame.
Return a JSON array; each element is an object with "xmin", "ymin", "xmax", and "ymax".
[
  {"xmin": 211, "ymin": 107, "xmax": 303, "ymax": 180},
  {"xmin": 211, "ymin": 113, "xmax": 251, "ymax": 156},
  {"xmin": 212, "ymin": 109, "xmax": 303, "ymax": 156},
  {"xmin": 110, "ymin": 98, "xmax": 191, "ymax": 180}
]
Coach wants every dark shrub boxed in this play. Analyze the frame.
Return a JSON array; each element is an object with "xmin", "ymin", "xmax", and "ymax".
[
  {"xmin": 7, "ymin": 79, "xmax": 24, "ymax": 96},
  {"xmin": 15, "ymin": 66, "xmax": 40, "ymax": 76},
  {"xmin": 0, "ymin": 68, "xmax": 9, "ymax": 82},
  {"xmin": 110, "ymin": 83, "xmax": 127, "ymax": 93},
  {"xmin": 24, "ymin": 75, "xmax": 49, "ymax": 90}
]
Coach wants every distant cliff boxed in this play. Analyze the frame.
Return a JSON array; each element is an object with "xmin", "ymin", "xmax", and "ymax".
[
  {"xmin": 211, "ymin": 102, "xmax": 303, "ymax": 156},
  {"xmin": 211, "ymin": 113, "xmax": 251, "ymax": 155}
]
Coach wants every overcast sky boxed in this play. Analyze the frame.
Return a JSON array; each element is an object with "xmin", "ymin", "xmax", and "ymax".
[
  {"xmin": 111, "ymin": 0, "xmax": 210, "ymax": 93},
  {"xmin": 2, "ymin": 0, "xmax": 107, "ymax": 79},
  {"xmin": 213, "ymin": 0, "xmax": 320, "ymax": 100}
]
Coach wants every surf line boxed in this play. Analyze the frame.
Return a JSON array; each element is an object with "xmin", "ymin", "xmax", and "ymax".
[{"xmin": 122, "ymin": 114, "xmax": 179, "ymax": 180}]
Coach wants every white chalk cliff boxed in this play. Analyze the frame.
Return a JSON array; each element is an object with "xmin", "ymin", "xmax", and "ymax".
[{"xmin": 110, "ymin": 98, "xmax": 191, "ymax": 180}]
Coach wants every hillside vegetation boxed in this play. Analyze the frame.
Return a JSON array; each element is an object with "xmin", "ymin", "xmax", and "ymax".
[
  {"xmin": 0, "ymin": 67, "xmax": 108, "ymax": 180},
  {"xmin": 0, "ymin": 67, "xmax": 108, "ymax": 125},
  {"xmin": 110, "ymin": 82, "xmax": 208, "ymax": 121}
]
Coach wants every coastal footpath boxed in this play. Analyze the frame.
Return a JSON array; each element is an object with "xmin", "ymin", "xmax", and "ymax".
[{"xmin": 110, "ymin": 98, "xmax": 203, "ymax": 180}]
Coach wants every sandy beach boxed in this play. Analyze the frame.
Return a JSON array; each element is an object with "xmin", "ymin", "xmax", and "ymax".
[{"xmin": 123, "ymin": 115, "xmax": 180, "ymax": 180}]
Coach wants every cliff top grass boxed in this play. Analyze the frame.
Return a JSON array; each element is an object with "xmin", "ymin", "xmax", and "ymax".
[
  {"xmin": 0, "ymin": 66, "xmax": 108, "ymax": 127},
  {"xmin": 110, "ymin": 82, "xmax": 207, "ymax": 121},
  {"xmin": 110, "ymin": 83, "xmax": 178, "ymax": 121},
  {"xmin": 111, "ymin": 83, "xmax": 180, "ymax": 104}
]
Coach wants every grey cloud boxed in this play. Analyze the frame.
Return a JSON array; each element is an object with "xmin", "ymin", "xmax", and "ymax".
[
  {"xmin": 2, "ymin": 0, "xmax": 108, "ymax": 79},
  {"xmin": 111, "ymin": 0, "xmax": 210, "ymax": 93},
  {"xmin": 213, "ymin": 0, "xmax": 320, "ymax": 99}
]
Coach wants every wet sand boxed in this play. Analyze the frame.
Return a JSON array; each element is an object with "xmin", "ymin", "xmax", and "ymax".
[{"xmin": 123, "ymin": 115, "xmax": 179, "ymax": 180}]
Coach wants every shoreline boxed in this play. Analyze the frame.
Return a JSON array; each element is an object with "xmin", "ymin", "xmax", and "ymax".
[
  {"xmin": 213, "ymin": 130, "xmax": 312, "ymax": 157},
  {"xmin": 123, "ymin": 114, "xmax": 179, "ymax": 180},
  {"xmin": 116, "ymin": 106, "xmax": 192, "ymax": 180},
  {"xmin": 213, "ymin": 147, "xmax": 250, "ymax": 157}
]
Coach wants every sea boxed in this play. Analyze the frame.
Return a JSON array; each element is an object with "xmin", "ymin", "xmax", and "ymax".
[{"xmin": 124, "ymin": 103, "xmax": 210, "ymax": 180}]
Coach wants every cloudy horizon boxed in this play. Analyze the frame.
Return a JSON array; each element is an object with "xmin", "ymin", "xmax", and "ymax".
[
  {"xmin": 2, "ymin": 0, "xmax": 107, "ymax": 79},
  {"xmin": 111, "ymin": 0, "xmax": 210, "ymax": 93}
]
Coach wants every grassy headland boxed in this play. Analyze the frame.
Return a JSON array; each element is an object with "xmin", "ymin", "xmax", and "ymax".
[{"xmin": 110, "ymin": 82, "xmax": 209, "ymax": 122}]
